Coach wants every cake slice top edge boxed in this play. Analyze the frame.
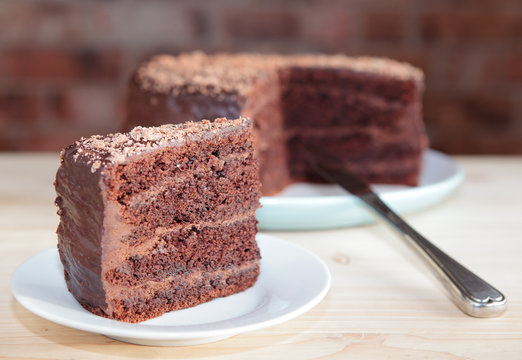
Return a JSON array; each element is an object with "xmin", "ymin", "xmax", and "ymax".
[
  {"xmin": 134, "ymin": 52, "xmax": 424, "ymax": 96},
  {"xmin": 60, "ymin": 117, "xmax": 252, "ymax": 174}
]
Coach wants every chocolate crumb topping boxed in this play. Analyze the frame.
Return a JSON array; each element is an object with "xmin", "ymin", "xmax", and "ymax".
[
  {"xmin": 65, "ymin": 117, "xmax": 250, "ymax": 173},
  {"xmin": 135, "ymin": 52, "xmax": 424, "ymax": 97}
]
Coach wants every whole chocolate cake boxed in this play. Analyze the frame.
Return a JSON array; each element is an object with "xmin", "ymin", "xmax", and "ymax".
[
  {"xmin": 55, "ymin": 117, "xmax": 261, "ymax": 323},
  {"xmin": 125, "ymin": 52, "xmax": 428, "ymax": 195}
]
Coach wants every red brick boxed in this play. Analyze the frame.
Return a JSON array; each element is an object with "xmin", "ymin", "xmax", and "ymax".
[
  {"xmin": 190, "ymin": 9, "xmax": 210, "ymax": 38},
  {"xmin": 0, "ymin": 91, "xmax": 40, "ymax": 123},
  {"xmin": 424, "ymin": 92, "xmax": 517, "ymax": 153},
  {"xmin": 6, "ymin": 48, "xmax": 122, "ymax": 80},
  {"xmin": 97, "ymin": 2, "xmax": 204, "ymax": 47},
  {"xmin": 299, "ymin": 8, "xmax": 352, "ymax": 49},
  {"xmin": 364, "ymin": 11, "xmax": 404, "ymax": 42},
  {"xmin": 1, "ymin": 119, "xmax": 114, "ymax": 152},
  {"xmin": 223, "ymin": 8, "xmax": 300, "ymax": 40},
  {"xmin": 444, "ymin": 54, "xmax": 470, "ymax": 87},
  {"xmin": 474, "ymin": 134, "xmax": 522, "ymax": 154},
  {"xmin": 507, "ymin": 53, "xmax": 522, "ymax": 83},
  {"xmin": 461, "ymin": 95, "xmax": 512, "ymax": 128},
  {"xmin": 0, "ymin": 52, "xmax": 5, "ymax": 77},
  {"xmin": 361, "ymin": 49, "xmax": 430, "ymax": 75},
  {"xmin": 429, "ymin": 52, "xmax": 483, "ymax": 91},
  {"xmin": 480, "ymin": 51, "xmax": 522, "ymax": 87},
  {"xmin": 0, "ymin": 2, "xmax": 85, "ymax": 45},
  {"xmin": 50, "ymin": 85, "xmax": 122, "ymax": 129},
  {"xmin": 0, "ymin": 137, "xmax": 14, "ymax": 151},
  {"xmin": 19, "ymin": 127, "xmax": 85, "ymax": 152},
  {"xmin": 421, "ymin": 10, "xmax": 522, "ymax": 43},
  {"xmin": 0, "ymin": 1, "xmax": 521, "ymax": 154},
  {"xmin": 427, "ymin": 93, "xmax": 511, "ymax": 127}
]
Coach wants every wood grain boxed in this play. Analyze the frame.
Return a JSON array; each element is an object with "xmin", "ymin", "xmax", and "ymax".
[{"xmin": 1, "ymin": 154, "xmax": 522, "ymax": 359}]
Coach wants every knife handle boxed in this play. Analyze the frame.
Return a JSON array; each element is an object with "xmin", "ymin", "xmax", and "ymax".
[{"xmin": 360, "ymin": 192, "xmax": 507, "ymax": 318}]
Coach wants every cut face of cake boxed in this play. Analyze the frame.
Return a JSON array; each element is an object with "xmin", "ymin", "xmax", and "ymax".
[
  {"xmin": 54, "ymin": 117, "xmax": 261, "ymax": 323},
  {"xmin": 125, "ymin": 52, "xmax": 428, "ymax": 195}
]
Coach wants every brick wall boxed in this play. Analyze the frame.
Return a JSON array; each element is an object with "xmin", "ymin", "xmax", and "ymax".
[{"xmin": 1, "ymin": 0, "xmax": 521, "ymax": 153}]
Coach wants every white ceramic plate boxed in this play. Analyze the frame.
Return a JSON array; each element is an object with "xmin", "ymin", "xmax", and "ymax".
[
  {"xmin": 257, "ymin": 150, "xmax": 464, "ymax": 231},
  {"xmin": 11, "ymin": 234, "xmax": 330, "ymax": 346}
]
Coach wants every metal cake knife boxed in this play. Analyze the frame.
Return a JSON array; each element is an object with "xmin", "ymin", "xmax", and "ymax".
[{"xmin": 308, "ymin": 155, "xmax": 507, "ymax": 318}]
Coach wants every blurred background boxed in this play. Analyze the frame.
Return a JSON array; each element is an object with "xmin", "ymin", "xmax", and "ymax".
[{"xmin": 0, "ymin": 0, "xmax": 521, "ymax": 153}]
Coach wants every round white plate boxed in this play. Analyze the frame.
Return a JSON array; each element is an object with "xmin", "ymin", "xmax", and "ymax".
[
  {"xmin": 11, "ymin": 234, "xmax": 330, "ymax": 346},
  {"xmin": 257, "ymin": 150, "xmax": 464, "ymax": 231}
]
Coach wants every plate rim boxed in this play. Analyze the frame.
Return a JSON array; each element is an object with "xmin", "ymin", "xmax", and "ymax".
[
  {"xmin": 260, "ymin": 149, "xmax": 464, "ymax": 205},
  {"xmin": 257, "ymin": 149, "xmax": 465, "ymax": 230},
  {"xmin": 11, "ymin": 234, "xmax": 331, "ymax": 342}
]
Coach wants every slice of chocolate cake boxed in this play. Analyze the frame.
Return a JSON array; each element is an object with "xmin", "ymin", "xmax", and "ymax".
[{"xmin": 54, "ymin": 117, "xmax": 261, "ymax": 323}]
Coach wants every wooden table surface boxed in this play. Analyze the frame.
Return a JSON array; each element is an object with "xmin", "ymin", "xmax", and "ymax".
[{"xmin": 1, "ymin": 153, "xmax": 522, "ymax": 359}]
